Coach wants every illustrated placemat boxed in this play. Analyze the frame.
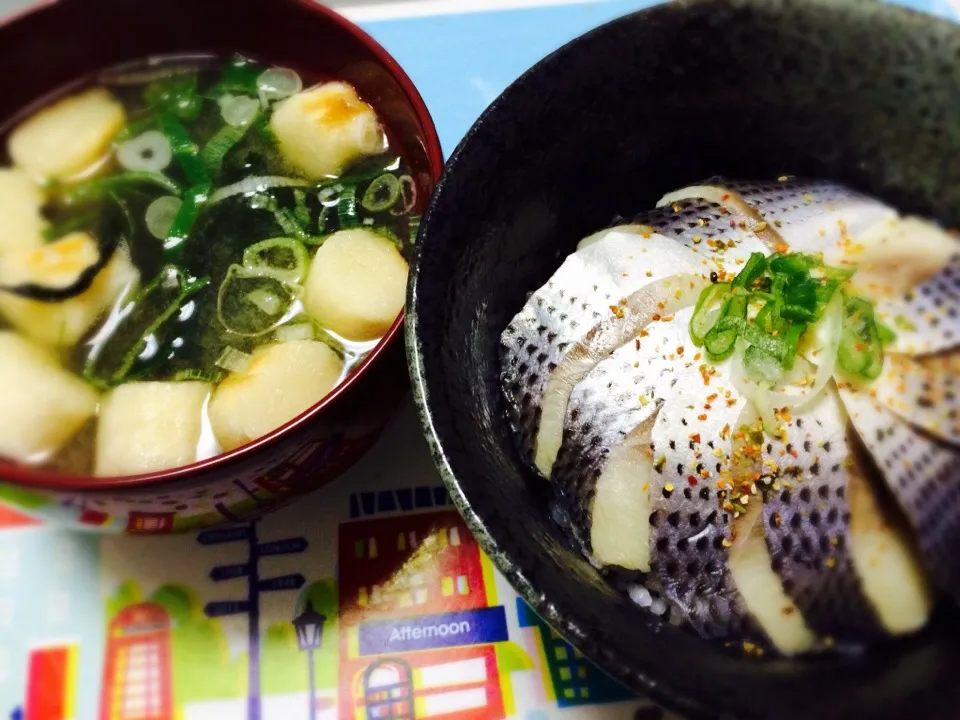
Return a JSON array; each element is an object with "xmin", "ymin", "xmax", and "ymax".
[{"xmin": 0, "ymin": 0, "xmax": 957, "ymax": 718}]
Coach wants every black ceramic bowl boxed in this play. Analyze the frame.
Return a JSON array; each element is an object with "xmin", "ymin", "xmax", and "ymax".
[{"xmin": 407, "ymin": 0, "xmax": 960, "ymax": 717}]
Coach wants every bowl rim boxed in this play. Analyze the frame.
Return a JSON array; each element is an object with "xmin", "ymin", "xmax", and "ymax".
[
  {"xmin": 1, "ymin": 0, "xmax": 444, "ymax": 492},
  {"xmin": 406, "ymin": 0, "xmax": 952, "ymax": 716}
]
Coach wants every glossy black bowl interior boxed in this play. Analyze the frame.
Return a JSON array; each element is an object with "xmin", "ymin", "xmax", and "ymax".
[{"xmin": 407, "ymin": 0, "xmax": 960, "ymax": 717}]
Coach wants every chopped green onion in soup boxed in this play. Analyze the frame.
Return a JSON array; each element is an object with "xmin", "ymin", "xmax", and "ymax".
[{"xmin": 0, "ymin": 53, "xmax": 415, "ymax": 475}]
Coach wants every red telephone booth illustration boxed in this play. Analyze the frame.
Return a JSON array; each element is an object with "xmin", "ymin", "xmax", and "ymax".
[{"xmin": 99, "ymin": 603, "xmax": 173, "ymax": 720}]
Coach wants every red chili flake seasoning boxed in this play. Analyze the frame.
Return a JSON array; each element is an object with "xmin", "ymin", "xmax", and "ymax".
[
  {"xmin": 722, "ymin": 193, "xmax": 730, "ymax": 201},
  {"xmin": 652, "ymin": 313, "xmax": 662, "ymax": 321},
  {"xmin": 677, "ymin": 346, "xmax": 685, "ymax": 356},
  {"xmin": 698, "ymin": 414, "xmax": 708, "ymax": 421},
  {"xmin": 690, "ymin": 433, "xmax": 702, "ymax": 444},
  {"xmin": 635, "ymin": 338, "xmax": 641, "ymax": 350},
  {"xmin": 687, "ymin": 475, "xmax": 699, "ymax": 487}
]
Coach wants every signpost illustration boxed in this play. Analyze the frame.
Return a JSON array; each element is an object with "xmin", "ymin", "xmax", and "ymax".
[{"xmin": 198, "ymin": 522, "xmax": 308, "ymax": 720}]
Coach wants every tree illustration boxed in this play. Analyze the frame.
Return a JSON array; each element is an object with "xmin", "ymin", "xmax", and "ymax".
[
  {"xmin": 260, "ymin": 623, "xmax": 306, "ymax": 695},
  {"xmin": 260, "ymin": 579, "xmax": 339, "ymax": 696},
  {"xmin": 146, "ymin": 584, "xmax": 247, "ymax": 703},
  {"xmin": 105, "ymin": 580, "xmax": 143, "ymax": 619},
  {"xmin": 0, "ymin": 483, "xmax": 50, "ymax": 511}
]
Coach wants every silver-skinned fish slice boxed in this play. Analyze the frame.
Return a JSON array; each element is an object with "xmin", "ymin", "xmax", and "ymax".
[
  {"xmin": 728, "ymin": 497, "xmax": 817, "ymax": 655},
  {"xmin": 551, "ymin": 311, "xmax": 689, "ymax": 571},
  {"xmin": 613, "ymin": 197, "xmax": 773, "ymax": 268},
  {"xmin": 554, "ymin": 310, "xmax": 814, "ymax": 653},
  {"xmin": 647, "ymin": 361, "xmax": 760, "ymax": 641},
  {"xmin": 878, "ymin": 255, "xmax": 960, "ymax": 356},
  {"xmin": 500, "ymin": 228, "xmax": 713, "ymax": 477},
  {"xmin": 841, "ymin": 388, "xmax": 956, "ymax": 608},
  {"xmin": 871, "ymin": 353, "xmax": 960, "ymax": 446},
  {"xmin": 758, "ymin": 387, "xmax": 883, "ymax": 643},
  {"xmin": 846, "ymin": 217, "xmax": 959, "ymax": 302},
  {"xmin": 658, "ymin": 177, "xmax": 897, "ymax": 264}
]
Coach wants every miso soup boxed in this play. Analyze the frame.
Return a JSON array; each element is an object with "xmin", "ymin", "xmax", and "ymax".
[{"xmin": 0, "ymin": 55, "xmax": 418, "ymax": 476}]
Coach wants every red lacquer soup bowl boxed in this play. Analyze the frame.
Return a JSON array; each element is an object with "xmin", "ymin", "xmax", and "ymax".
[{"xmin": 0, "ymin": 0, "xmax": 443, "ymax": 533}]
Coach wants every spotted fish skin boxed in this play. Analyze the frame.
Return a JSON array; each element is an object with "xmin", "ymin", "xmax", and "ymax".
[
  {"xmin": 879, "ymin": 255, "xmax": 960, "ymax": 356},
  {"xmin": 624, "ymin": 197, "xmax": 773, "ymax": 268},
  {"xmin": 500, "ymin": 229, "xmax": 713, "ymax": 473},
  {"xmin": 842, "ymin": 389, "xmax": 960, "ymax": 605},
  {"xmin": 647, "ymin": 362, "xmax": 758, "ymax": 641},
  {"xmin": 670, "ymin": 177, "xmax": 898, "ymax": 264},
  {"xmin": 872, "ymin": 353, "xmax": 960, "ymax": 446},
  {"xmin": 550, "ymin": 313, "xmax": 689, "ymax": 560},
  {"xmin": 759, "ymin": 388, "xmax": 883, "ymax": 642}
]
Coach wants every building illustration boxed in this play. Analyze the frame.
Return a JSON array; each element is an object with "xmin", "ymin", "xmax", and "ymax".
[
  {"xmin": 23, "ymin": 642, "xmax": 78, "ymax": 720},
  {"xmin": 338, "ymin": 510, "xmax": 508, "ymax": 720},
  {"xmin": 515, "ymin": 599, "xmax": 633, "ymax": 708},
  {"xmin": 99, "ymin": 603, "xmax": 173, "ymax": 720}
]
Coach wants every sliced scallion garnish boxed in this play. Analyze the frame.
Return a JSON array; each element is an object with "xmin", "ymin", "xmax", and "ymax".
[
  {"xmin": 164, "ymin": 184, "xmax": 210, "ymax": 262},
  {"xmin": 145, "ymin": 196, "xmax": 183, "ymax": 240},
  {"xmin": 837, "ymin": 295, "xmax": 884, "ymax": 380},
  {"xmin": 159, "ymin": 114, "xmax": 210, "ymax": 188},
  {"xmin": 704, "ymin": 323, "xmax": 738, "ymax": 360},
  {"xmin": 690, "ymin": 282, "xmax": 731, "ymax": 346},
  {"xmin": 337, "ymin": 184, "xmax": 360, "ymax": 229},
  {"xmin": 294, "ymin": 190, "xmax": 311, "ymax": 227},
  {"xmin": 61, "ymin": 171, "xmax": 183, "ymax": 206},
  {"xmin": 408, "ymin": 214, "xmax": 421, "ymax": 244},
  {"xmin": 216, "ymin": 265, "xmax": 298, "ymax": 337},
  {"xmin": 215, "ymin": 346, "xmax": 252, "ymax": 373},
  {"xmin": 116, "ymin": 130, "xmax": 173, "ymax": 173},
  {"xmin": 732, "ymin": 252, "xmax": 767, "ymax": 290},
  {"xmin": 173, "ymin": 368, "xmax": 225, "ymax": 383},
  {"xmin": 690, "ymin": 246, "xmax": 886, "ymax": 385},
  {"xmin": 84, "ymin": 266, "xmax": 209, "ymax": 387},
  {"xmin": 201, "ymin": 123, "xmax": 252, "ymax": 176},
  {"xmin": 144, "ymin": 71, "xmax": 202, "ymax": 121},
  {"xmin": 361, "ymin": 173, "xmax": 401, "ymax": 212},
  {"xmin": 743, "ymin": 344, "xmax": 784, "ymax": 385},
  {"xmin": 242, "ymin": 237, "xmax": 309, "ymax": 284}
]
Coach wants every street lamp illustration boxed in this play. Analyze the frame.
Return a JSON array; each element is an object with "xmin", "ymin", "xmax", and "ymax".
[{"xmin": 293, "ymin": 600, "xmax": 326, "ymax": 720}]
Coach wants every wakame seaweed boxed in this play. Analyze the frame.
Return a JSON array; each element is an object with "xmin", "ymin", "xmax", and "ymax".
[{"xmin": 21, "ymin": 56, "xmax": 416, "ymax": 387}]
